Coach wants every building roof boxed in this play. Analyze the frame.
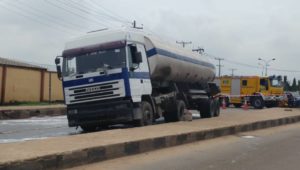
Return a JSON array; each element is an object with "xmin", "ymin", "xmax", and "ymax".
[{"xmin": 0, "ymin": 57, "xmax": 46, "ymax": 70}]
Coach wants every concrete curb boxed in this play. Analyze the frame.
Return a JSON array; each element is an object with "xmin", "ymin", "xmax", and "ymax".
[
  {"xmin": 0, "ymin": 107, "xmax": 66, "ymax": 120},
  {"xmin": 1, "ymin": 115, "xmax": 300, "ymax": 170}
]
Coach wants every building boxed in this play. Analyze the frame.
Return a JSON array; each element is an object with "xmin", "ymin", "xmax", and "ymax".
[{"xmin": 0, "ymin": 57, "xmax": 63, "ymax": 104}]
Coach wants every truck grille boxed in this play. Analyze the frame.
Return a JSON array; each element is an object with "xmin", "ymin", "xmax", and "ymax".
[{"xmin": 65, "ymin": 80, "xmax": 125, "ymax": 104}]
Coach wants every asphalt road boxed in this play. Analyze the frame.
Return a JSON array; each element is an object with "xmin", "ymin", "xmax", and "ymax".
[
  {"xmin": 70, "ymin": 122, "xmax": 300, "ymax": 170},
  {"xmin": 0, "ymin": 108, "xmax": 257, "ymax": 144}
]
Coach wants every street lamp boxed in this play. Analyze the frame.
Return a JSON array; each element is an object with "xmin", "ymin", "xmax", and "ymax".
[{"xmin": 258, "ymin": 58, "xmax": 275, "ymax": 76}]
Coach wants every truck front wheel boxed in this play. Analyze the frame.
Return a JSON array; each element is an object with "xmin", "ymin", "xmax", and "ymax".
[
  {"xmin": 134, "ymin": 101, "xmax": 153, "ymax": 127},
  {"xmin": 252, "ymin": 97, "xmax": 264, "ymax": 109}
]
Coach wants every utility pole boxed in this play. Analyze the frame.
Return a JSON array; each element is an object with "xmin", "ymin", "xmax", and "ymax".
[
  {"xmin": 192, "ymin": 47, "xmax": 205, "ymax": 54},
  {"xmin": 215, "ymin": 57, "xmax": 224, "ymax": 77},
  {"xmin": 176, "ymin": 41, "xmax": 192, "ymax": 48},
  {"xmin": 132, "ymin": 20, "xmax": 143, "ymax": 29},
  {"xmin": 258, "ymin": 63, "xmax": 264, "ymax": 76},
  {"xmin": 229, "ymin": 68, "xmax": 237, "ymax": 77}
]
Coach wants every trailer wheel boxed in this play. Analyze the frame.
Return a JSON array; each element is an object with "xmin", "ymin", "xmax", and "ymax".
[
  {"xmin": 174, "ymin": 100, "xmax": 185, "ymax": 121},
  {"xmin": 252, "ymin": 97, "xmax": 264, "ymax": 109},
  {"xmin": 213, "ymin": 99, "xmax": 220, "ymax": 117},
  {"xmin": 134, "ymin": 101, "xmax": 153, "ymax": 127},
  {"xmin": 164, "ymin": 100, "xmax": 185, "ymax": 122},
  {"xmin": 199, "ymin": 99, "xmax": 214, "ymax": 118},
  {"xmin": 80, "ymin": 125, "xmax": 98, "ymax": 132}
]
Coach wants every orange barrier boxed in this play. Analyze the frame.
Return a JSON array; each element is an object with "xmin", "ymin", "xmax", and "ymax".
[
  {"xmin": 222, "ymin": 98, "xmax": 227, "ymax": 109},
  {"xmin": 242, "ymin": 99, "xmax": 249, "ymax": 110}
]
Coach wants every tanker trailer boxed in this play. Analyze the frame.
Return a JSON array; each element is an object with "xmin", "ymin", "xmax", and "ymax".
[{"xmin": 55, "ymin": 28, "xmax": 220, "ymax": 132}]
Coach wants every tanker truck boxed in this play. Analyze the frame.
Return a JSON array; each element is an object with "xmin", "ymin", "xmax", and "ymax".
[{"xmin": 55, "ymin": 28, "xmax": 220, "ymax": 131}]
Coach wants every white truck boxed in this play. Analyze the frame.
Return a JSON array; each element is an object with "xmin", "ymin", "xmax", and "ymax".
[{"xmin": 55, "ymin": 28, "xmax": 220, "ymax": 131}]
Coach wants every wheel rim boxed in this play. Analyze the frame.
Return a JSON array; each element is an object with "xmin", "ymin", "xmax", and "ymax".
[
  {"xmin": 143, "ymin": 109, "xmax": 151, "ymax": 125},
  {"xmin": 179, "ymin": 107, "xmax": 184, "ymax": 120},
  {"xmin": 255, "ymin": 99, "xmax": 261, "ymax": 107},
  {"xmin": 210, "ymin": 102, "xmax": 214, "ymax": 117}
]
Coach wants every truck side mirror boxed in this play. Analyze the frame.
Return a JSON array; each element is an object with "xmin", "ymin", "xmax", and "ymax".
[
  {"xmin": 55, "ymin": 56, "xmax": 62, "ymax": 80},
  {"xmin": 56, "ymin": 65, "xmax": 62, "ymax": 80},
  {"xmin": 55, "ymin": 57, "xmax": 60, "ymax": 65},
  {"xmin": 133, "ymin": 51, "xmax": 142, "ymax": 64}
]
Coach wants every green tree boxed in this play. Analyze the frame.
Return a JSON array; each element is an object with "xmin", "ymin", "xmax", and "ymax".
[
  {"xmin": 283, "ymin": 75, "xmax": 290, "ymax": 91},
  {"xmin": 291, "ymin": 78, "xmax": 297, "ymax": 91}
]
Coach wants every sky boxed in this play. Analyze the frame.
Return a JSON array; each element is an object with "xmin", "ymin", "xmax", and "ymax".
[{"xmin": 0, "ymin": 0, "xmax": 299, "ymax": 81}]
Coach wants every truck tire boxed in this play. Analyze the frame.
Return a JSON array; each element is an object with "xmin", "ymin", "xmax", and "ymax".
[
  {"xmin": 213, "ymin": 99, "xmax": 220, "ymax": 117},
  {"xmin": 134, "ymin": 101, "xmax": 153, "ymax": 127},
  {"xmin": 164, "ymin": 100, "xmax": 185, "ymax": 122},
  {"xmin": 252, "ymin": 97, "xmax": 264, "ymax": 109},
  {"xmin": 199, "ymin": 99, "xmax": 214, "ymax": 118},
  {"xmin": 174, "ymin": 100, "xmax": 185, "ymax": 121},
  {"xmin": 80, "ymin": 125, "xmax": 98, "ymax": 132}
]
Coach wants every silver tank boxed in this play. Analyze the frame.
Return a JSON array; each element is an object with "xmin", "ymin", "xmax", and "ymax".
[{"xmin": 144, "ymin": 37, "xmax": 216, "ymax": 84}]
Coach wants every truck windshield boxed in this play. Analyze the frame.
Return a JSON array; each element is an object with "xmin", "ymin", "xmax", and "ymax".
[{"xmin": 62, "ymin": 47, "xmax": 126, "ymax": 77}]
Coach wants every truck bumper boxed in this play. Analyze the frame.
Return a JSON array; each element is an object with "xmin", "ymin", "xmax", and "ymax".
[{"xmin": 66, "ymin": 99, "xmax": 134, "ymax": 127}]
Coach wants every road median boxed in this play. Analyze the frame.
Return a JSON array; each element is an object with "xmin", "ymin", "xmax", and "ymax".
[{"xmin": 0, "ymin": 108, "xmax": 300, "ymax": 170}]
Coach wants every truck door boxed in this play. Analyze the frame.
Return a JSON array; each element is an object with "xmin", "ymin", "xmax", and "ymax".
[
  {"xmin": 128, "ymin": 43, "xmax": 152, "ymax": 102},
  {"xmin": 230, "ymin": 78, "xmax": 241, "ymax": 104},
  {"xmin": 260, "ymin": 78, "xmax": 269, "ymax": 95},
  {"xmin": 231, "ymin": 78, "xmax": 240, "ymax": 96}
]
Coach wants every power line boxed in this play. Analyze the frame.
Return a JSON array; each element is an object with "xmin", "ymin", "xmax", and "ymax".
[
  {"xmin": 66, "ymin": 0, "xmax": 125, "ymax": 27},
  {"xmin": 203, "ymin": 52, "xmax": 300, "ymax": 74},
  {"xmin": 5, "ymin": 1, "xmax": 83, "ymax": 34},
  {"xmin": 17, "ymin": 1, "xmax": 88, "ymax": 31},
  {"xmin": 72, "ymin": 0, "xmax": 130, "ymax": 24},
  {"xmin": 55, "ymin": 0, "xmax": 118, "ymax": 27},
  {"xmin": 268, "ymin": 67, "xmax": 300, "ymax": 73},
  {"xmin": 87, "ymin": 0, "xmax": 131, "ymax": 24},
  {"xmin": 44, "ymin": 0, "xmax": 109, "ymax": 28},
  {"xmin": 0, "ymin": 2, "xmax": 76, "ymax": 36}
]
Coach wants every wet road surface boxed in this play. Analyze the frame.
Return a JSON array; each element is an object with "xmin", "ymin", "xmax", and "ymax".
[{"xmin": 0, "ymin": 116, "xmax": 79, "ymax": 143}]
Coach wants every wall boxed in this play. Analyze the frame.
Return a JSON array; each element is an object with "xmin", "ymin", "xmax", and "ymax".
[
  {"xmin": 0, "ymin": 65, "xmax": 64, "ymax": 104},
  {"xmin": 43, "ymin": 72, "xmax": 63, "ymax": 102},
  {"xmin": 0, "ymin": 66, "xmax": 3, "ymax": 100},
  {"xmin": 5, "ymin": 67, "xmax": 41, "ymax": 102}
]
